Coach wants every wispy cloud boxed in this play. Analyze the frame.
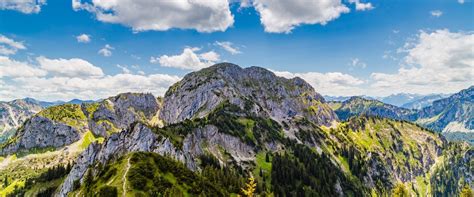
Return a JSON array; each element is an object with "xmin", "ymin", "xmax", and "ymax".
[
  {"xmin": 430, "ymin": 10, "xmax": 443, "ymax": 17},
  {"xmin": 215, "ymin": 41, "xmax": 242, "ymax": 55},
  {"xmin": 0, "ymin": 0, "xmax": 46, "ymax": 14},
  {"xmin": 0, "ymin": 35, "xmax": 26, "ymax": 55},
  {"xmin": 98, "ymin": 44, "xmax": 114, "ymax": 57}
]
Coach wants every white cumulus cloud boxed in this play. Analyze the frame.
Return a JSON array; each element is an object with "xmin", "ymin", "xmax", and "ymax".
[
  {"xmin": 9, "ymin": 73, "xmax": 180, "ymax": 101},
  {"xmin": 151, "ymin": 47, "xmax": 220, "ymax": 70},
  {"xmin": 252, "ymin": 0, "xmax": 350, "ymax": 33},
  {"xmin": 37, "ymin": 56, "xmax": 104, "ymax": 78},
  {"xmin": 0, "ymin": 34, "xmax": 26, "ymax": 55},
  {"xmin": 0, "ymin": 56, "xmax": 181, "ymax": 101},
  {"xmin": 0, "ymin": 0, "xmax": 46, "ymax": 14},
  {"xmin": 76, "ymin": 34, "xmax": 91, "ymax": 43},
  {"xmin": 370, "ymin": 29, "xmax": 474, "ymax": 95},
  {"xmin": 0, "ymin": 56, "xmax": 46, "ymax": 78},
  {"xmin": 72, "ymin": 0, "xmax": 234, "ymax": 33}
]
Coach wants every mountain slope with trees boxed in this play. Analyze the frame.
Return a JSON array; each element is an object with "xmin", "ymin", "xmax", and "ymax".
[{"xmin": 0, "ymin": 63, "xmax": 471, "ymax": 196}]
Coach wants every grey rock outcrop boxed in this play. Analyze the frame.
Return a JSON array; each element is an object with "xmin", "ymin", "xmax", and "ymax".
[
  {"xmin": 160, "ymin": 63, "xmax": 337, "ymax": 128},
  {"xmin": 0, "ymin": 116, "xmax": 80, "ymax": 155},
  {"xmin": 85, "ymin": 93, "xmax": 160, "ymax": 136}
]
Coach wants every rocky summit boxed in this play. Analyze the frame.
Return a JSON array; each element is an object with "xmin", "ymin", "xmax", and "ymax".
[
  {"xmin": 0, "ymin": 63, "xmax": 472, "ymax": 197},
  {"xmin": 160, "ymin": 63, "xmax": 337, "ymax": 126}
]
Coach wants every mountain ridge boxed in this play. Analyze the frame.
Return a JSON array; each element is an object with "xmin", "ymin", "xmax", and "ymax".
[
  {"xmin": 328, "ymin": 86, "xmax": 473, "ymax": 136},
  {"xmin": 329, "ymin": 96, "xmax": 417, "ymax": 121},
  {"xmin": 0, "ymin": 63, "xmax": 472, "ymax": 196}
]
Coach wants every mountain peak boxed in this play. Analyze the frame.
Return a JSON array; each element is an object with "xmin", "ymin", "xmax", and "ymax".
[{"xmin": 160, "ymin": 63, "xmax": 336, "ymax": 127}]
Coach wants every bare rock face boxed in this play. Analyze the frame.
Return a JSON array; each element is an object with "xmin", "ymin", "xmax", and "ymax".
[
  {"xmin": 0, "ymin": 116, "xmax": 80, "ymax": 155},
  {"xmin": 85, "ymin": 93, "xmax": 160, "ymax": 136},
  {"xmin": 58, "ymin": 142, "xmax": 100, "ymax": 197},
  {"xmin": 183, "ymin": 125, "xmax": 255, "ymax": 167},
  {"xmin": 160, "ymin": 63, "xmax": 337, "ymax": 127}
]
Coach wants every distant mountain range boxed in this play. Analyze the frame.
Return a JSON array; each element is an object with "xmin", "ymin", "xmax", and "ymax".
[
  {"xmin": 324, "ymin": 95, "xmax": 373, "ymax": 102},
  {"xmin": 328, "ymin": 86, "xmax": 473, "ymax": 143},
  {"xmin": 18, "ymin": 98, "xmax": 96, "ymax": 108},
  {"xmin": 401, "ymin": 94, "xmax": 450, "ymax": 109},
  {"xmin": 325, "ymin": 93, "xmax": 450, "ymax": 109},
  {"xmin": 379, "ymin": 93, "xmax": 425, "ymax": 107}
]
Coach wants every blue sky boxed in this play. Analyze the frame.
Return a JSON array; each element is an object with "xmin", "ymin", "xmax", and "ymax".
[{"xmin": 0, "ymin": 0, "xmax": 473, "ymax": 101}]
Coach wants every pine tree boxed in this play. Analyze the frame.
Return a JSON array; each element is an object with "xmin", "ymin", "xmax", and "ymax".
[
  {"xmin": 392, "ymin": 183, "xmax": 409, "ymax": 197},
  {"xmin": 83, "ymin": 168, "xmax": 94, "ymax": 193},
  {"xmin": 3, "ymin": 176, "xmax": 8, "ymax": 187},
  {"xmin": 460, "ymin": 185, "xmax": 473, "ymax": 197},
  {"xmin": 241, "ymin": 177, "xmax": 256, "ymax": 197}
]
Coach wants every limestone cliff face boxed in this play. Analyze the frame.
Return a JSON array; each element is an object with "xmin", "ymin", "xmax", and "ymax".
[
  {"xmin": 160, "ymin": 63, "xmax": 337, "ymax": 127},
  {"xmin": 0, "ymin": 116, "xmax": 81, "ymax": 155},
  {"xmin": 85, "ymin": 93, "xmax": 160, "ymax": 136}
]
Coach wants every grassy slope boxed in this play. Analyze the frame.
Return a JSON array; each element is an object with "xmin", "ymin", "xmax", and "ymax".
[
  {"xmin": 38, "ymin": 104, "xmax": 88, "ymax": 128},
  {"xmin": 0, "ymin": 131, "xmax": 104, "ymax": 196},
  {"xmin": 317, "ymin": 116, "xmax": 444, "ymax": 196}
]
